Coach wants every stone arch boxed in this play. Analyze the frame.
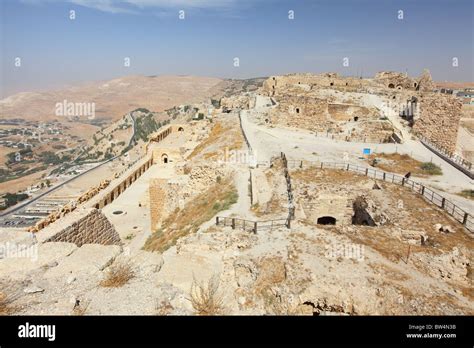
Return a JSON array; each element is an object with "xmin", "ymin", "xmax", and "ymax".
[
  {"xmin": 178, "ymin": 127, "xmax": 184, "ymax": 132},
  {"xmin": 396, "ymin": 85, "xmax": 403, "ymax": 90},
  {"xmin": 162, "ymin": 154, "xmax": 169, "ymax": 164},
  {"xmin": 317, "ymin": 216, "xmax": 336, "ymax": 225},
  {"xmin": 296, "ymin": 107, "xmax": 300, "ymax": 114},
  {"xmin": 388, "ymin": 83, "xmax": 395, "ymax": 88}
]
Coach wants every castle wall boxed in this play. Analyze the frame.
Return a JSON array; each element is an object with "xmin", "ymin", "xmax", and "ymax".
[
  {"xmin": 38, "ymin": 208, "xmax": 121, "ymax": 247},
  {"xmin": 414, "ymin": 94, "xmax": 462, "ymax": 152},
  {"xmin": 149, "ymin": 179, "xmax": 167, "ymax": 230}
]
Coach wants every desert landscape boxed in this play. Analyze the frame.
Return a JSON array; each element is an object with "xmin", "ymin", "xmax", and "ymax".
[{"xmin": 1, "ymin": 70, "xmax": 473, "ymax": 316}]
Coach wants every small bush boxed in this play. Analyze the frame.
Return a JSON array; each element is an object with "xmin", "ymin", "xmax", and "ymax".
[
  {"xmin": 458, "ymin": 189, "xmax": 474, "ymax": 200},
  {"xmin": 100, "ymin": 261, "xmax": 135, "ymax": 287},
  {"xmin": 420, "ymin": 162, "xmax": 442, "ymax": 175},
  {"xmin": 190, "ymin": 274, "xmax": 225, "ymax": 315},
  {"xmin": 0, "ymin": 285, "xmax": 20, "ymax": 315}
]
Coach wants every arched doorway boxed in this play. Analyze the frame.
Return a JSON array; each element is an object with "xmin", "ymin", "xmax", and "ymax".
[
  {"xmin": 162, "ymin": 154, "xmax": 169, "ymax": 164},
  {"xmin": 388, "ymin": 83, "xmax": 395, "ymax": 88},
  {"xmin": 317, "ymin": 216, "xmax": 336, "ymax": 225},
  {"xmin": 178, "ymin": 127, "xmax": 184, "ymax": 132}
]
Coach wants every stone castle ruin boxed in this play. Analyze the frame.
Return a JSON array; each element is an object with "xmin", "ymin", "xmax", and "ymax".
[{"xmin": 259, "ymin": 70, "xmax": 462, "ymax": 151}]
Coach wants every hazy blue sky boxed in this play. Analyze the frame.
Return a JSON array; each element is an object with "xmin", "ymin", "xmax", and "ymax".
[{"xmin": 1, "ymin": 0, "xmax": 472, "ymax": 96}]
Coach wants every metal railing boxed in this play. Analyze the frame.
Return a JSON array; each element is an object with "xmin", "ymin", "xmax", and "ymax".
[
  {"xmin": 280, "ymin": 152, "xmax": 295, "ymax": 222},
  {"xmin": 419, "ymin": 135, "xmax": 473, "ymax": 179},
  {"xmin": 281, "ymin": 160, "xmax": 473, "ymax": 232},
  {"xmin": 215, "ymin": 216, "xmax": 288, "ymax": 234}
]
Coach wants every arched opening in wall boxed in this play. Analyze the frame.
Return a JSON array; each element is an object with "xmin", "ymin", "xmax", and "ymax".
[
  {"xmin": 353, "ymin": 116, "xmax": 359, "ymax": 121},
  {"xmin": 178, "ymin": 127, "xmax": 184, "ymax": 132},
  {"xmin": 392, "ymin": 96, "xmax": 396, "ymax": 99},
  {"xmin": 111, "ymin": 192, "xmax": 115, "ymax": 202},
  {"xmin": 265, "ymin": 118, "xmax": 269, "ymax": 123},
  {"xmin": 95, "ymin": 204, "xmax": 99, "ymax": 209},
  {"xmin": 317, "ymin": 216, "xmax": 336, "ymax": 225},
  {"xmin": 396, "ymin": 85, "xmax": 403, "ymax": 90},
  {"xmin": 345, "ymin": 82, "xmax": 348, "ymax": 86},
  {"xmin": 388, "ymin": 83, "xmax": 395, "ymax": 88},
  {"xmin": 414, "ymin": 82, "xmax": 418, "ymax": 88},
  {"xmin": 330, "ymin": 82, "xmax": 334, "ymax": 86},
  {"xmin": 298, "ymin": 82, "xmax": 301, "ymax": 84},
  {"xmin": 162, "ymin": 154, "xmax": 169, "ymax": 164},
  {"xmin": 296, "ymin": 108, "xmax": 300, "ymax": 114}
]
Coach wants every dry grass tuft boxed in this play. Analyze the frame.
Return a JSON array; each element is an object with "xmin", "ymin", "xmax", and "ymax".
[
  {"xmin": 72, "ymin": 299, "xmax": 91, "ymax": 316},
  {"xmin": 0, "ymin": 284, "xmax": 21, "ymax": 315},
  {"xmin": 368, "ymin": 153, "xmax": 442, "ymax": 176},
  {"xmin": 457, "ymin": 189, "xmax": 474, "ymax": 200},
  {"xmin": 144, "ymin": 178, "xmax": 238, "ymax": 253},
  {"xmin": 100, "ymin": 261, "xmax": 135, "ymax": 288},
  {"xmin": 188, "ymin": 122, "xmax": 224, "ymax": 159},
  {"xmin": 187, "ymin": 121, "xmax": 244, "ymax": 160},
  {"xmin": 0, "ymin": 292, "xmax": 16, "ymax": 315},
  {"xmin": 190, "ymin": 274, "xmax": 225, "ymax": 315},
  {"xmin": 254, "ymin": 256, "xmax": 287, "ymax": 294}
]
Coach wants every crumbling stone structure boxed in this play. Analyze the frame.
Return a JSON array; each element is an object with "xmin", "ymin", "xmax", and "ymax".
[
  {"xmin": 415, "ymin": 93, "xmax": 462, "ymax": 152},
  {"xmin": 39, "ymin": 208, "xmax": 121, "ymax": 247},
  {"xmin": 260, "ymin": 70, "xmax": 462, "ymax": 150},
  {"xmin": 149, "ymin": 178, "xmax": 167, "ymax": 230}
]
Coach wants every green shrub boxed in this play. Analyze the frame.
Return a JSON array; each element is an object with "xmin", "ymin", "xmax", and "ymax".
[{"xmin": 420, "ymin": 162, "xmax": 442, "ymax": 175}]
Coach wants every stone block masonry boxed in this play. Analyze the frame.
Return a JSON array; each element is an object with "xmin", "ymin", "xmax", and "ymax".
[
  {"xmin": 38, "ymin": 208, "xmax": 121, "ymax": 247},
  {"xmin": 414, "ymin": 93, "xmax": 462, "ymax": 153},
  {"xmin": 149, "ymin": 179, "xmax": 167, "ymax": 231}
]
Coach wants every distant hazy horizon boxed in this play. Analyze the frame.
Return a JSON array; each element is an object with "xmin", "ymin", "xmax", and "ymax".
[{"xmin": 1, "ymin": 0, "xmax": 473, "ymax": 97}]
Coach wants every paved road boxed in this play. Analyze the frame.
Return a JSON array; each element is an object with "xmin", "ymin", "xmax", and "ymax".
[
  {"xmin": 1, "ymin": 113, "xmax": 140, "ymax": 220},
  {"xmin": 0, "ymin": 156, "xmax": 119, "ymax": 219}
]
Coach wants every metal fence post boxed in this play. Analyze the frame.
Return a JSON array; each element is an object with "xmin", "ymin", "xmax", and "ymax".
[
  {"xmin": 216, "ymin": 216, "xmax": 219, "ymax": 225},
  {"xmin": 231, "ymin": 218, "xmax": 235, "ymax": 229},
  {"xmin": 441, "ymin": 198, "xmax": 446, "ymax": 209},
  {"xmin": 463, "ymin": 213, "xmax": 468, "ymax": 225}
]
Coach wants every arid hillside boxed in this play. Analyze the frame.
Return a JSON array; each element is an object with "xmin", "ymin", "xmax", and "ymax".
[{"xmin": 0, "ymin": 75, "xmax": 223, "ymax": 122}]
